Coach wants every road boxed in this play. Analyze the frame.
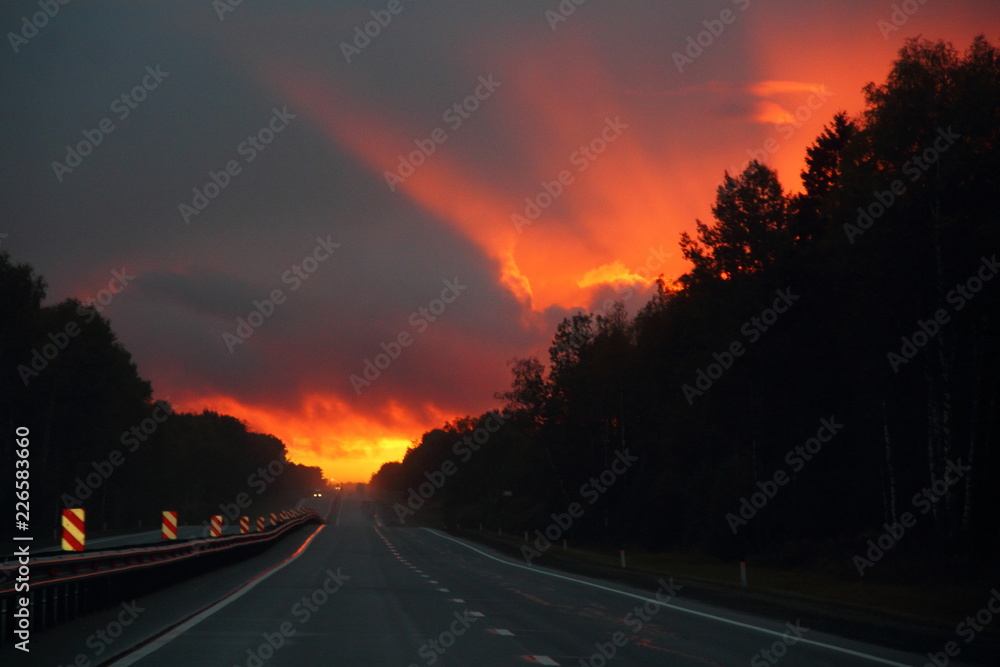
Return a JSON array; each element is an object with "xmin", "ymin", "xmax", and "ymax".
[{"xmin": 8, "ymin": 492, "xmax": 988, "ymax": 666}]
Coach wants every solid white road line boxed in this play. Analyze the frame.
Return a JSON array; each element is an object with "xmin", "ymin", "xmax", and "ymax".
[
  {"xmin": 424, "ymin": 529, "xmax": 912, "ymax": 667},
  {"xmin": 107, "ymin": 524, "xmax": 325, "ymax": 666}
]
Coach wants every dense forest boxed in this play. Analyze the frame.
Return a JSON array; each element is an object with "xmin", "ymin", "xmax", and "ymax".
[
  {"xmin": 372, "ymin": 36, "xmax": 1000, "ymax": 577},
  {"xmin": 0, "ymin": 256, "xmax": 325, "ymax": 544}
]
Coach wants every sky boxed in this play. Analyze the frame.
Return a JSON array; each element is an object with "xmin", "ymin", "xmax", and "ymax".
[{"xmin": 3, "ymin": 0, "xmax": 997, "ymax": 482}]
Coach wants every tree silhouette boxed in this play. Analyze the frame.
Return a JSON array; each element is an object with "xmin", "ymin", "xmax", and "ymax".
[{"xmin": 679, "ymin": 160, "xmax": 791, "ymax": 285}]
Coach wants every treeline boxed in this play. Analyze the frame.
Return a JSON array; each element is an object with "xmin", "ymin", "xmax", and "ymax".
[
  {"xmin": 372, "ymin": 37, "xmax": 1000, "ymax": 575},
  {"xmin": 0, "ymin": 257, "xmax": 325, "ymax": 544}
]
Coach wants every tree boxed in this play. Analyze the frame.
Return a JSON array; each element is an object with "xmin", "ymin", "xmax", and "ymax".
[
  {"xmin": 850, "ymin": 36, "xmax": 1000, "ymax": 541},
  {"xmin": 494, "ymin": 357, "xmax": 549, "ymax": 430},
  {"xmin": 792, "ymin": 111, "xmax": 860, "ymax": 243},
  {"xmin": 679, "ymin": 160, "xmax": 792, "ymax": 284}
]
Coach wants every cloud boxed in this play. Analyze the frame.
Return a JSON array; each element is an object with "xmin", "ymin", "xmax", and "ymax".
[{"xmin": 4, "ymin": 0, "xmax": 994, "ymax": 480}]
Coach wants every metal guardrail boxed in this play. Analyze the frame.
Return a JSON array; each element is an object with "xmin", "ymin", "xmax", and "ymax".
[{"xmin": 0, "ymin": 508, "xmax": 323, "ymax": 643}]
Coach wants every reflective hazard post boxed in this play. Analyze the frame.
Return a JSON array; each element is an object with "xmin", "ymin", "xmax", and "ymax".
[
  {"xmin": 162, "ymin": 511, "xmax": 178, "ymax": 539},
  {"xmin": 62, "ymin": 509, "xmax": 85, "ymax": 551}
]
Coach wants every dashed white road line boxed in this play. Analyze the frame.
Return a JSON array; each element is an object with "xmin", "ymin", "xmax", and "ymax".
[{"xmin": 424, "ymin": 529, "xmax": 912, "ymax": 667}]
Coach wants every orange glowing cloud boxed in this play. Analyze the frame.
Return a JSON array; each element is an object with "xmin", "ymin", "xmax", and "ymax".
[
  {"xmin": 178, "ymin": 4, "xmax": 993, "ymax": 486},
  {"xmin": 577, "ymin": 260, "xmax": 656, "ymax": 289},
  {"xmin": 251, "ymin": 31, "xmax": 694, "ymax": 315},
  {"xmin": 170, "ymin": 392, "xmax": 454, "ymax": 483}
]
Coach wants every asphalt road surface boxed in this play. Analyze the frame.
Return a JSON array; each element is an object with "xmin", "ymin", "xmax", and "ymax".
[{"xmin": 8, "ymin": 492, "xmax": 989, "ymax": 666}]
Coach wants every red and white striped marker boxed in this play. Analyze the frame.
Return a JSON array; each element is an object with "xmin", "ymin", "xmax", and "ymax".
[
  {"xmin": 257, "ymin": 517, "xmax": 265, "ymax": 531},
  {"xmin": 270, "ymin": 512, "xmax": 277, "ymax": 525},
  {"xmin": 239, "ymin": 516, "xmax": 249, "ymax": 534},
  {"xmin": 61, "ymin": 508, "xmax": 85, "ymax": 551},
  {"xmin": 161, "ymin": 511, "xmax": 178, "ymax": 539},
  {"xmin": 210, "ymin": 515, "xmax": 223, "ymax": 537}
]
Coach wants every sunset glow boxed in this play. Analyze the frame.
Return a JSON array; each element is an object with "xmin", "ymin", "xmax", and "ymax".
[{"xmin": 11, "ymin": 2, "xmax": 993, "ymax": 483}]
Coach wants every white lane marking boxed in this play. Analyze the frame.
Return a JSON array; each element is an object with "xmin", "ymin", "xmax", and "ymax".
[
  {"xmin": 429, "ymin": 580, "xmax": 439, "ymax": 584},
  {"xmin": 424, "ymin": 529, "xmax": 912, "ymax": 667},
  {"xmin": 437, "ymin": 588, "xmax": 450, "ymax": 592},
  {"xmin": 490, "ymin": 628, "xmax": 515, "ymax": 636},
  {"xmin": 449, "ymin": 598, "xmax": 465, "ymax": 603},
  {"xmin": 468, "ymin": 611, "xmax": 485, "ymax": 617},
  {"xmin": 526, "ymin": 656, "xmax": 559, "ymax": 665},
  {"xmin": 108, "ymin": 525, "xmax": 325, "ymax": 665}
]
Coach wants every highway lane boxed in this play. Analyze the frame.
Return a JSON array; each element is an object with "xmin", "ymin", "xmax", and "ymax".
[
  {"xmin": 88, "ymin": 493, "xmax": 951, "ymax": 667},
  {"xmin": 0, "ymin": 501, "xmax": 334, "ymax": 666}
]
